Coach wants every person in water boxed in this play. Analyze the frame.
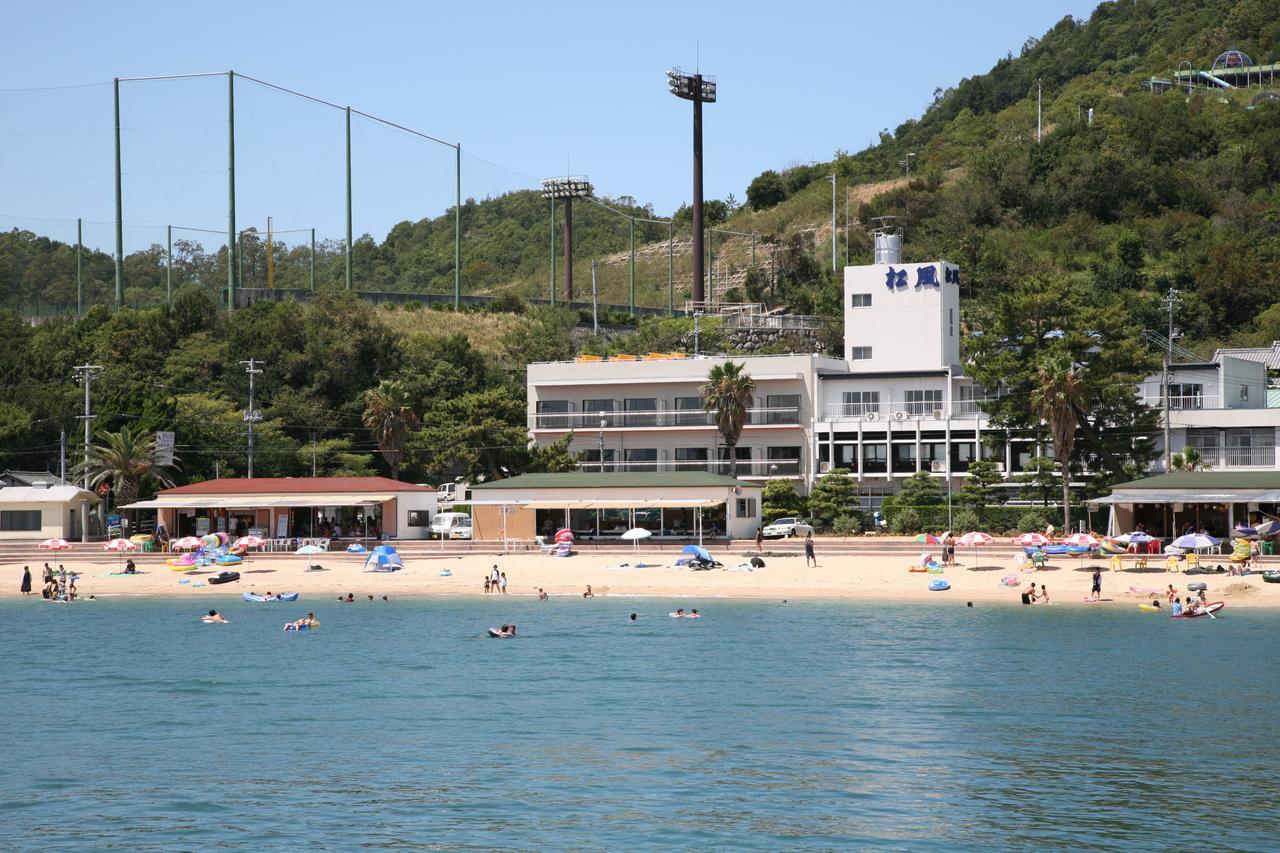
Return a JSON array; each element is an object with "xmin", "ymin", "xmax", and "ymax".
[
  {"xmin": 673, "ymin": 608, "xmax": 685, "ymax": 617},
  {"xmin": 1166, "ymin": 584, "xmax": 1177, "ymax": 604},
  {"xmin": 1172, "ymin": 598, "xmax": 1184, "ymax": 616},
  {"xmin": 205, "ymin": 609, "xmax": 228, "ymax": 623},
  {"xmin": 345, "ymin": 593, "xmax": 354, "ymax": 602},
  {"xmin": 538, "ymin": 588, "xmax": 548, "ymax": 601},
  {"xmin": 689, "ymin": 609, "xmax": 700, "ymax": 618},
  {"xmin": 1039, "ymin": 584, "xmax": 1049, "ymax": 605},
  {"xmin": 1020, "ymin": 585, "xmax": 1036, "ymax": 605},
  {"xmin": 583, "ymin": 585, "xmax": 593, "ymax": 598},
  {"xmin": 1149, "ymin": 599, "xmax": 1161, "ymax": 609},
  {"xmin": 629, "ymin": 613, "xmax": 637, "ymax": 621}
]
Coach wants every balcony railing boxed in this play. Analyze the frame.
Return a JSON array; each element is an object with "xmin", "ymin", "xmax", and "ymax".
[
  {"xmin": 575, "ymin": 458, "xmax": 802, "ymax": 477},
  {"xmin": 820, "ymin": 402, "xmax": 991, "ymax": 422},
  {"xmin": 1181, "ymin": 446, "xmax": 1276, "ymax": 468},
  {"xmin": 532, "ymin": 406, "xmax": 800, "ymax": 430}
]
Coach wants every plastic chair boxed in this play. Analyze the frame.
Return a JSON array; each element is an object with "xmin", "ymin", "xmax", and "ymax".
[
  {"xmin": 1031, "ymin": 551, "xmax": 1047, "ymax": 570},
  {"xmin": 1137, "ymin": 555, "xmax": 1149, "ymax": 569},
  {"xmin": 1109, "ymin": 555, "xmax": 1123, "ymax": 572},
  {"xmin": 1185, "ymin": 553, "xmax": 1199, "ymax": 570},
  {"xmin": 1146, "ymin": 539, "xmax": 1161, "ymax": 555},
  {"xmin": 1165, "ymin": 555, "xmax": 1181, "ymax": 573}
]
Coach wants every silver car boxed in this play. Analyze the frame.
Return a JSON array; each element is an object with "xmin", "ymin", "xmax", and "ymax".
[{"xmin": 762, "ymin": 517, "xmax": 815, "ymax": 539}]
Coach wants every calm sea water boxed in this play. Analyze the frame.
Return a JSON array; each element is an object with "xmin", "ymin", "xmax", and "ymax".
[{"xmin": 1, "ymin": 595, "xmax": 1277, "ymax": 851}]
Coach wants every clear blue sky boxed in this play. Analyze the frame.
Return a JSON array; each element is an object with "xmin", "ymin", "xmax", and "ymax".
[{"xmin": 2, "ymin": 0, "xmax": 1098, "ymax": 252}]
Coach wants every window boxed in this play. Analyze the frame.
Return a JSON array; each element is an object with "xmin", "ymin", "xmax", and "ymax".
[
  {"xmin": 841, "ymin": 390, "xmax": 880, "ymax": 417},
  {"xmin": 850, "ymin": 346, "xmax": 872, "ymax": 360},
  {"xmin": 766, "ymin": 446, "xmax": 801, "ymax": 476},
  {"xmin": 624, "ymin": 398, "xmax": 658, "ymax": 427},
  {"xmin": 582, "ymin": 398, "xmax": 615, "ymax": 428},
  {"xmin": 718, "ymin": 446, "xmax": 754, "ymax": 476},
  {"xmin": 862, "ymin": 444, "xmax": 887, "ymax": 473},
  {"xmin": 905, "ymin": 389, "xmax": 943, "ymax": 415},
  {"xmin": 623, "ymin": 448, "xmax": 657, "ymax": 472},
  {"xmin": 407, "ymin": 511, "xmax": 429, "ymax": 527},
  {"xmin": 956, "ymin": 385, "xmax": 988, "ymax": 415},
  {"xmin": 951, "ymin": 442, "xmax": 975, "ymax": 471},
  {"xmin": 1166, "ymin": 383, "xmax": 1203, "ymax": 411},
  {"xmin": 1241, "ymin": 384, "xmax": 1250, "ymax": 402},
  {"xmin": 1225, "ymin": 428, "xmax": 1274, "ymax": 467},
  {"xmin": 892, "ymin": 443, "xmax": 917, "ymax": 473},
  {"xmin": 674, "ymin": 447, "xmax": 709, "ymax": 471},
  {"xmin": 536, "ymin": 399, "xmax": 570, "ymax": 428},
  {"xmin": 0, "ymin": 510, "xmax": 41, "ymax": 531},
  {"xmin": 579, "ymin": 448, "xmax": 617, "ymax": 472},
  {"xmin": 850, "ymin": 293, "xmax": 872, "ymax": 308},
  {"xmin": 922, "ymin": 443, "xmax": 947, "ymax": 470},
  {"xmin": 764, "ymin": 394, "xmax": 800, "ymax": 424},
  {"xmin": 674, "ymin": 396, "xmax": 706, "ymax": 426},
  {"xmin": 736, "ymin": 498, "xmax": 757, "ymax": 518},
  {"xmin": 949, "ymin": 308, "xmax": 954, "ymax": 338}
]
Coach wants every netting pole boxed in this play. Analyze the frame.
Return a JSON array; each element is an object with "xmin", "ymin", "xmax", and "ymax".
[
  {"xmin": 667, "ymin": 221, "xmax": 674, "ymax": 317},
  {"xmin": 227, "ymin": 71, "xmax": 237, "ymax": 312},
  {"xmin": 310, "ymin": 228, "xmax": 316, "ymax": 291},
  {"xmin": 166, "ymin": 224, "xmax": 172, "ymax": 307},
  {"xmin": 549, "ymin": 197, "xmax": 556, "ymax": 306},
  {"xmin": 345, "ymin": 106, "xmax": 352, "ymax": 292},
  {"xmin": 113, "ymin": 78, "xmax": 124, "ymax": 310},
  {"xmin": 629, "ymin": 217, "xmax": 636, "ymax": 315},
  {"xmin": 76, "ymin": 218, "xmax": 83, "ymax": 317},
  {"xmin": 454, "ymin": 142, "xmax": 461, "ymax": 311}
]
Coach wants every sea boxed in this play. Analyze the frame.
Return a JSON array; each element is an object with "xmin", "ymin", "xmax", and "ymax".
[{"xmin": 1, "ymin": 595, "xmax": 1277, "ymax": 851}]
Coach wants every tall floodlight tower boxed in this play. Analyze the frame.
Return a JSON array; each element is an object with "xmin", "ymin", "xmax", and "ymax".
[
  {"xmin": 541, "ymin": 177, "xmax": 593, "ymax": 303},
  {"xmin": 667, "ymin": 68, "xmax": 716, "ymax": 307}
]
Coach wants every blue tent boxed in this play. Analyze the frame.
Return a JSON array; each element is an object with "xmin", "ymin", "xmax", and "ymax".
[
  {"xmin": 364, "ymin": 552, "xmax": 403, "ymax": 572},
  {"xmin": 372, "ymin": 544, "xmax": 397, "ymax": 556},
  {"xmin": 677, "ymin": 544, "xmax": 713, "ymax": 565}
]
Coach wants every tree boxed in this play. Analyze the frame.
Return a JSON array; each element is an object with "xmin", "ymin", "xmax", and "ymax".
[
  {"xmin": 362, "ymin": 380, "xmax": 421, "ymax": 481},
  {"xmin": 957, "ymin": 459, "xmax": 1004, "ymax": 506},
  {"xmin": 524, "ymin": 433, "xmax": 581, "ymax": 474},
  {"xmin": 896, "ymin": 470, "xmax": 945, "ymax": 506},
  {"xmin": 807, "ymin": 469, "xmax": 858, "ymax": 529},
  {"xmin": 1170, "ymin": 446, "xmax": 1209, "ymax": 471},
  {"xmin": 1029, "ymin": 356, "xmax": 1084, "ymax": 530},
  {"xmin": 1018, "ymin": 457, "xmax": 1058, "ymax": 507},
  {"xmin": 701, "ymin": 362, "xmax": 756, "ymax": 478},
  {"xmin": 408, "ymin": 386, "xmax": 529, "ymax": 482},
  {"xmin": 76, "ymin": 426, "xmax": 178, "ymax": 509},
  {"xmin": 747, "ymin": 170, "xmax": 788, "ymax": 210},
  {"xmin": 762, "ymin": 478, "xmax": 806, "ymax": 522}
]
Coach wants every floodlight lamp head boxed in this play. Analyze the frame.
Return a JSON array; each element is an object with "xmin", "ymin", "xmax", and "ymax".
[
  {"xmin": 540, "ymin": 177, "xmax": 593, "ymax": 199},
  {"xmin": 666, "ymin": 67, "xmax": 716, "ymax": 102}
]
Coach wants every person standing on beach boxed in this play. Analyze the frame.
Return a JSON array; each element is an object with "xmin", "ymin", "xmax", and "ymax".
[
  {"xmin": 756, "ymin": 527, "xmax": 763, "ymax": 553},
  {"xmin": 1090, "ymin": 567, "xmax": 1102, "ymax": 601},
  {"xmin": 20, "ymin": 566, "xmax": 32, "ymax": 595},
  {"xmin": 484, "ymin": 577, "xmax": 491, "ymax": 594},
  {"xmin": 499, "ymin": 572, "xmax": 508, "ymax": 594},
  {"xmin": 489, "ymin": 565, "xmax": 500, "ymax": 591},
  {"xmin": 804, "ymin": 532, "xmax": 816, "ymax": 567}
]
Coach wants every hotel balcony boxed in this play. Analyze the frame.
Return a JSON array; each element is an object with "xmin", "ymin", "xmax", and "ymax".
[
  {"xmin": 818, "ymin": 401, "xmax": 992, "ymax": 423},
  {"xmin": 531, "ymin": 406, "xmax": 801, "ymax": 431},
  {"xmin": 1153, "ymin": 446, "xmax": 1278, "ymax": 471},
  {"xmin": 574, "ymin": 458, "xmax": 802, "ymax": 478}
]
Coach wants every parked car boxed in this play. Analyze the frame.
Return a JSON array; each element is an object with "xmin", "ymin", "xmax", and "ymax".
[
  {"xmin": 762, "ymin": 517, "xmax": 815, "ymax": 539},
  {"xmin": 430, "ymin": 512, "xmax": 472, "ymax": 540}
]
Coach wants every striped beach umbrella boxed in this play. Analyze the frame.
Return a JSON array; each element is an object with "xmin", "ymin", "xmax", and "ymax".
[
  {"xmin": 1065, "ymin": 532, "xmax": 1100, "ymax": 547},
  {"xmin": 38, "ymin": 538, "xmax": 71, "ymax": 550},
  {"xmin": 914, "ymin": 533, "xmax": 941, "ymax": 545},
  {"xmin": 171, "ymin": 536, "xmax": 203, "ymax": 550},
  {"xmin": 103, "ymin": 538, "xmax": 138, "ymax": 551},
  {"xmin": 957, "ymin": 531, "xmax": 994, "ymax": 566},
  {"xmin": 1014, "ymin": 532, "xmax": 1050, "ymax": 547}
]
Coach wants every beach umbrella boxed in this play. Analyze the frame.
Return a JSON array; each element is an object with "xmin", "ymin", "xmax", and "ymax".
[
  {"xmin": 1014, "ymin": 532, "xmax": 1050, "ymax": 547},
  {"xmin": 678, "ymin": 543, "xmax": 713, "ymax": 565},
  {"xmin": 38, "ymin": 538, "xmax": 71, "ymax": 550},
  {"xmin": 554, "ymin": 528, "xmax": 574, "ymax": 544},
  {"xmin": 1254, "ymin": 519, "xmax": 1280, "ymax": 538},
  {"xmin": 1171, "ymin": 533, "xmax": 1219, "ymax": 551},
  {"xmin": 914, "ymin": 533, "xmax": 941, "ymax": 545},
  {"xmin": 1065, "ymin": 533, "xmax": 1100, "ymax": 547},
  {"xmin": 171, "ymin": 536, "xmax": 203, "ymax": 551},
  {"xmin": 295, "ymin": 544, "xmax": 325, "ymax": 555},
  {"xmin": 1233, "ymin": 525, "xmax": 1258, "ymax": 540},
  {"xmin": 621, "ymin": 527, "xmax": 652, "ymax": 552},
  {"xmin": 103, "ymin": 538, "xmax": 138, "ymax": 551},
  {"xmin": 957, "ymin": 531, "xmax": 993, "ymax": 566},
  {"xmin": 1122, "ymin": 531, "xmax": 1154, "ymax": 544}
]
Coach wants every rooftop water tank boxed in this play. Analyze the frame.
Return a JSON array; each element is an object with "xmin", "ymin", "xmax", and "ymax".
[{"xmin": 873, "ymin": 230, "xmax": 902, "ymax": 264}]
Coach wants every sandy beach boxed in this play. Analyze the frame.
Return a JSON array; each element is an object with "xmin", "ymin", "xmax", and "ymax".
[{"xmin": 6, "ymin": 546, "xmax": 1278, "ymax": 608}]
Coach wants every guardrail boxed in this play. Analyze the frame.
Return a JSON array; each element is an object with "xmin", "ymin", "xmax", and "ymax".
[
  {"xmin": 532, "ymin": 406, "xmax": 801, "ymax": 430},
  {"xmin": 575, "ymin": 459, "xmax": 802, "ymax": 477}
]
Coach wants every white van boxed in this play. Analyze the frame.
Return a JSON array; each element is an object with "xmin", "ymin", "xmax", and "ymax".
[
  {"xmin": 430, "ymin": 512, "xmax": 472, "ymax": 540},
  {"xmin": 435, "ymin": 482, "xmax": 469, "ymax": 505}
]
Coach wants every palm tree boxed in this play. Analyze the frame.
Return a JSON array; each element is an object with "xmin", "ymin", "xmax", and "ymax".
[
  {"xmin": 362, "ymin": 380, "xmax": 420, "ymax": 481},
  {"xmin": 1029, "ymin": 356, "xmax": 1084, "ymax": 531},
  {"xmin": 1171, "ymin": 446, "xmax": 1210, "ymax": 471},
  {"xmin": 76, "ymin": 426, "xmax": 178, "ymax": 509},
  {"xmin": 701, "ymin": 361, "xmax": 756, "ymax": 478}
]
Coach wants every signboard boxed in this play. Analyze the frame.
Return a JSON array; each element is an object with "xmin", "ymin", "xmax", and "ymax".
[
  {"xmin": 276, "ymin": 514, "xmax": 289, "ymax": 538},
  {"xmin": 196, "ymin": 517, "xmax": 210, "ymax": 536},
  {"xmin": 154, "ymin": 431, "xmax": 176, "ymax": 467}
]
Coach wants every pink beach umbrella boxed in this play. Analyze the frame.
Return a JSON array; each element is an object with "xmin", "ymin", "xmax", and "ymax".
[
  {"xmin": 957, "ymin": 531, "xmax": 994, "ymax": 566},
  {"xmin": 234, "ymin": 535, "xmax": 266, "ymax": 549},
  {"xmin": 171, "ymin": 536, "xmax": 203, "ymax": 551},
  {"xmin": 38, "ymin": 538, "xmax": 71, "ymax": 550},
  {"xmin": 103, "ymin": 538, "xmax": 138, "ymax": 551},
  {"xmin": 1065, "ymin": 532, "xmax": 1100, "ymax": 547},
  {"xmin": 1014, "ymin": 532, "xmax": 1050, "ymax": 547}
]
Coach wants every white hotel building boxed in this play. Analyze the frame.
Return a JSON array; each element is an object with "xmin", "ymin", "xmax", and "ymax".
[{"xmin": 526, "ymin": 238, "xmax": 1280, "ymax": 507}]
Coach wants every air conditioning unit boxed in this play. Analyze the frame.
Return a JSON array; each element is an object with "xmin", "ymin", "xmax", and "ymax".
[
  {"xmin": 893, "ymin": 411, "xmax": 908, "ymax": 421},
  {"xmin": 865, "ymin": 411, "xmax": 879, "ymax": 421},
  {"xmin": 819, "ymin": 461, "xmax": 832, "ymax": 473},
  {"xmin": 930, "ymin": 461, "xmax": 947, "ymax": 473},
  {"xmin": 993, "ymin": 462, "xmax": 1006, "ymax": 473},
  {"xmin": 933, "ymin": 409, "xmax": 946, "ymax": 420}
]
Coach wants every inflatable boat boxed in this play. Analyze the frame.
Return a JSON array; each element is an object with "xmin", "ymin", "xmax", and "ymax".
[
  {"xmin": 487, "ymin": 627, "xmax": 515, "ymax": 638},
  {"xmin": 1172, "ymin": 601, "xmax": 1224, "ymax": 618},
  {"xmin": 207, "ymin": 571, "xmax": 240, "ymax": 585},
  {"xmin": 242, "ymin": 592, "xmax": 299, "ymax": 602},
  {"xmin": 928, "ymin": 579, "xmax": 951, "ymax": 592}
]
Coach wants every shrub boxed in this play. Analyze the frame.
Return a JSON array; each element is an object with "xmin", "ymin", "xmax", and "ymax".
[
  {"xmin": 832, "ymin": 514, "xmax": 862, "ymax": 536},
  {"xmin": 950, "ymin": 508, "xmax": 981, "ymax": 533},
  {"xmin": 402, "ymin": 299, "xmax": 423, "ymax": 312},
  {"xmin": 1016, "ymin": 510, "xmax": 1049, "ymax": 533},
  {"xmin": 890, "ymin": 508, "xmax": 922, "ymax": 535}
]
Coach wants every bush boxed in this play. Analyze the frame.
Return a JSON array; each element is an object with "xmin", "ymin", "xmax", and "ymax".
[
  {"xmin": 402, "ymin": 299, "xmax": 423, "ymax": 312},
  {"xmin": 950, "ymin": 508, "xmax": 981, "ymax": 533},
  {"xmin": 890, "ymin": 508, "xmax": 922, "ymax": 535},
  {"xmin": 832, "ymin": 514, "xmax": 862, "ymax": 536},
  {"xmin": 1016, "ymin": 510, "xmax": 1049, "ymax": 533}
]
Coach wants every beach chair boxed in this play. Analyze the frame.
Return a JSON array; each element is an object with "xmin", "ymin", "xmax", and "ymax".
[
  {"xmin": 1146, "ymin": 539, "xmax": 1161, "ymax": 555},
  {"xmin": 1165, "ymin": 555, "xmax": 1181, "ymax": 573},
  {"xmin": 1184, "ymin": 553, "xmax": 1198, "ymax": 571},
  {"xmin": 1031, "ymin": 551, "xmax": 1047, "ymax": 570},
  {"xmin": 1109, "ymin": 555, "xmax": 1123, "ymax": 572},
  {"xmin": 1136, "ymin": 555, "xmax": 1149, "ymax": 569}
]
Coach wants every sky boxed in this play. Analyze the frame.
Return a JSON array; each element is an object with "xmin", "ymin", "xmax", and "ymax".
[{"xmin": 1, "ymin": 0, "xmax": 1100, "ymax": 252}]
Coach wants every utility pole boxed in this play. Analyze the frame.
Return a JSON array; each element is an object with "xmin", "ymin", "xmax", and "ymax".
[
  {"xmin": 72, "ymin": 361, "xmax": 102, "ymax": 491},
  {"xmin": 1163, "ymin": 288, "xmax": 1180, "ymax": 472},
  {"xmin": 345, "ymin": 106, "xmax": 353, "ymax": 292},
  {"xmin": 590, "ymin": 260, "xmax": 600, "ymax": 335},
  {"xmin": 227, "ymin": 71, "xmax": 237, "ymax": 312},
  {"xmin": 76, "ymin": 218, "xmax": 83, "ymax": 317},
  {"xmin": 240, "ymin": 358, "xmax": 263, "ymax": 477},
  {"xmin": 694, "ymin": 311, "xmax": 702, "ymax": 356},
  {"xmin": 113, "ymin": 78, "xmax": 124, "ymax": 309},
  {"xmin": 166, "ymin": 224, "xmax": 173, "ymax": 307},
  {"xmin": 829, "ymin": 174, "xmax": 838, "ymax": 272},
  {"xmin": 1037, "ymin": 78, "xmax": 1043, "ymax": 144},
  {"xmin": 310, "ymin": 228, "xmax": 315, "ymax": 291},
  {"xmin": 59, "ymin": 428, "xmax": 66, "ymax": 483},
  {"xmin": 266, "ymin": 216, "xmax": 274, "ymax": 289}
]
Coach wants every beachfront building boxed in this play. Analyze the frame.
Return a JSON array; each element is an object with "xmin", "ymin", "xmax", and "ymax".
[
  {"xmin": 1089, "ymin": 471, "xmax": 1280, "ymax": 538},
  {"xmin": 469, "ymin": 472, "xmax": 762, "ymax": 542},
  {"xmin": 0, "ymin": 471, "xmax": 96, "ymax": 542},
  {"xmin": 120, "ymin": 477, "xmax": 437, "ymax": 541}
]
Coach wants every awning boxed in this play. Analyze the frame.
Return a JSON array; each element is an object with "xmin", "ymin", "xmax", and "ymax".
[
  {"xmin": 469, "ymin": 498, "xmax": 726, "ymax": 509},
  {"xmin": 1087, "ymin": 490, "xmax": 1280, "ymax": 507},
  {"xmin": 121, "ymin": 493, "xmax": 395, "ymax": 510}
]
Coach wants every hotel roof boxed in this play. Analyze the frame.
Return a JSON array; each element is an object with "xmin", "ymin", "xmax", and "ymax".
[
  {"xmin": 159, "ymin": 477, "xmax": 432, "ymax": 495},
  {"xmin": 471, "ymin": 472, "xmax": 756, "ymax": 490}
]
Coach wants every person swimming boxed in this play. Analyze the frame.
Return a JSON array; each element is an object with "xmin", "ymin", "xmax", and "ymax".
[
  {"xmin": 203, "ymin": 609, "xmax": 228, "ymax": 623},
  {"xmin": 688, "ymin": 609, "xmax": 701, "ymax": 618},
  {"xmin": 672, "ymin": 608, "xmax": 685, "ymax": 617},
  {"xmin": 629, "ymin": 612, "xmax": 637, "ymax": 621},
  {"xmin": 1172, "ymin": 598, "xmax": 1184, "ymax": 616},
  {"xmin": 538, "ymin": 588, "xmax": 548, "ymax": 601}
]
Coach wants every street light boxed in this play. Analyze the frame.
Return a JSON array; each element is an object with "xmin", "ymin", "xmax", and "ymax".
[
  {"xmin": 901, "ymin": 152, "xmax": 916, "ymax": 176},
  {"xmin": 542, "ymin": 176, "xmax": 593, "ymax": 303},
  {"xmin": 598, "ymin": 418, "xmax": 608, "ymax": 473},
  {"xmin": 667, "ymin": 67, "xmax": 716, "ymax": 307}
]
